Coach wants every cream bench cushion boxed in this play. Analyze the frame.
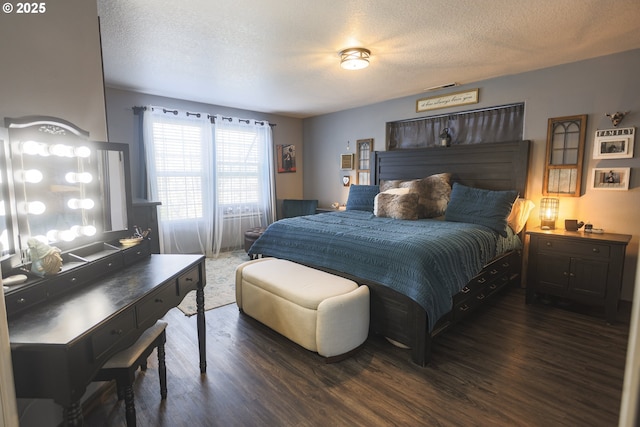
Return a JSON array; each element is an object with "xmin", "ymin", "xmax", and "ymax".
[{"xmin": 235, "ymin": 258, "xmax": 369, "ymax": 359}]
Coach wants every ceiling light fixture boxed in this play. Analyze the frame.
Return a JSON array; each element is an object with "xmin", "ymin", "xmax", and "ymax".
[{"xmin": 339, "ymin": 47, "xmax": 370, "ymax": 70}]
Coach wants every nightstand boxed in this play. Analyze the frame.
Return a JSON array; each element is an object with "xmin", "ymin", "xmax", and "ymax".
[{"xmin": 526, "ymin": 228, "xmax": 631, "ymax": 323}]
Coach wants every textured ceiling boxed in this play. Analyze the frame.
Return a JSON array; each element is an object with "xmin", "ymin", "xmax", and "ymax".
[{"xmin": 97, "ymin": 0, "xmax": 640, "ymax": 118}]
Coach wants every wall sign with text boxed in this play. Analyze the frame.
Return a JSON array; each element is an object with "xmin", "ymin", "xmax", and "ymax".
[{"xmin": 416, "ymin": 89, "xmax": 479, "ymax": 112}]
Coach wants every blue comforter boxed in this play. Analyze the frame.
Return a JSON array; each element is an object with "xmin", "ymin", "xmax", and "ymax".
[{"xmin": 248, "ymin": 210, "xmax": 521, "ymax": 331}]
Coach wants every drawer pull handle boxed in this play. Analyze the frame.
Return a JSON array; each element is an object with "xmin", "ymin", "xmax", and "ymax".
[
  {"xmin": 136, "ymin": 251, "xmax": 142, "ymax": 255},
  {"xmin": 501, "ymin": 262, "xmax": 510, "ymax": 268},
  {"xmin": 489, "ymin": 283, "xmax": 497, "ymax": 290},
  {"xmin": 112, "ymin": 329, "xmax": 124, "ymax": 336},
  {"xmin": 108, "ymin": 262, "xmax": 113, "ymax": 267},
  {"xmin": 155, "ymin": 298, "xmax": 164, "ymax": 303},
  {"xmin": 490, "ymin": 269, "xmax": 498, "ymax": 275},
  {"xmin": 17, "ymin": 298, "xmax": 26, "ymax": 304},
  {"xmin": 476, "ymin": 293, "xmax": 485, "ymax": 300},
  {"xmin": 592, "ymin": 248, "xmax": 600, "ymax": 253},
  {"xmin": 70, "ymin": 277, "xmax": 77, "ymax": 283},
  {"xmin": 569, "ymin": 273, "xmax": 575, "ymax": 277},
  {"xmin": 185, "ymin": 277, "xmax": 194, "ymax": 282},
  {"xmin": 461, "ymin": 286, "xmax": 471, "ymax": 294},
  {"xmin": 563, "ymin": 271, "xmax": 569, "ymax": 276},
  {"xmin": 459, "ymin": 304, "xmax": 470, "ymax": 312},
  {"xmin": 477, "ymin": 277, "xmax": 486, "ymax": 284}
]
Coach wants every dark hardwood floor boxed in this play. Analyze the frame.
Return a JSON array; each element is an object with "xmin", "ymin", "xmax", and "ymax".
[{"xmin": 84, "ymin": 286, "xmax": 631, "ymax": 427}]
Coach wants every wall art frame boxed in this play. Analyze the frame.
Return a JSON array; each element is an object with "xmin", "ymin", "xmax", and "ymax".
[
  {"xmin": 590, "ymin": 167, "xmax": 630, "ymax": 191},
  {"xmin": 277, "ymin": 144, "xmax": 296, "ymax": 173},
  {"xmin": 593, "ymin": 127, "xmax": 635, "ymax": 159},
  {"xmin": 416, "ymin": 88, "xmax": 479, "ymax": 113},
  {"xmin": 340, "ymin": 153, "xmax": 354, "ymax": 170}
]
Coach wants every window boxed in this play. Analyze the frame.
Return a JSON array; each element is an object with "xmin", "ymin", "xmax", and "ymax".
[
  {"xmin": 151, "ymin": 121, "xmax": 205, "ymax": 221},
  {"xmin": 215, "ymin": 127, "xmax": 260, "ymax": 214}
]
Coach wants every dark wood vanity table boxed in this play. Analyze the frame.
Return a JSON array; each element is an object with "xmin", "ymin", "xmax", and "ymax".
[
  {"xmin": 0, "ymin": 116, "xmax": 207, "ymax": 426},
  {"xmin": 7, "ymin": 245, "xmax": 206, "ymax": 426}
]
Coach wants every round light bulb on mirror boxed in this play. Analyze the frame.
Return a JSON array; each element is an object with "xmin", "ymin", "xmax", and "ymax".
[
  {"xmin": 27, "ymin": 201, "xmax": 46, "ymax": 215},
  {"xmin": 74, "ymin": 146, "xmax": 91, "ymax": 158},
  {"xmin": 67, "ymin": 198, "xmax": 94, "ymax": 210},
  {"xmin": 49, "ymin": 144, "xmax": 72, "ymax": 157},
  {"xmin": 46, "ymin": 229, "xmax": 59, "ymax": 242},
  {"xmin": 58, "ymin": 229, "xmax": 76, "ymax": 242},
  {"xmin": 23, "ymin": 169, "xmax": 43, "ymax": 183},
  {"xmin": 65, "ymin": 172, "xmax": 93, "ymax": 184},
  {"xmin": 21, "ymin": 140, "xmax": 41, "ymax": 156}
]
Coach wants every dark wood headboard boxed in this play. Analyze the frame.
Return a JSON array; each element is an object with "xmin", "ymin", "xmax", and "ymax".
[{"xmin": 371, "ymin": 140, "xmax": 531, "ymax": 196}]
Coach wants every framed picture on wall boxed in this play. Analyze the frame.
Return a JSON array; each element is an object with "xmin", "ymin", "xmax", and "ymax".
[
  {"xmin": 590, "ymin": 167, "xmax": 630, "ymax": 191},
  {"xmin": 593, "ymin": 127, "xmax": 634, "ymax": 159},
  {"xmin": 277, "ymin": 144, "xmax": 296, "ymax": 173}
]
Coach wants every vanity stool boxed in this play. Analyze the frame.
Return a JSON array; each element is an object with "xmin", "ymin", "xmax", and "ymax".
[{"xmin": 93, "ymin": 320, "xmax": 168, "ymax": 427}]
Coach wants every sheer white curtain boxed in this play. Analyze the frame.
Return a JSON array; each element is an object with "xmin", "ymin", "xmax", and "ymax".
[
  {"xmin": 143, "ymin": 107, "xmax": 214, "ymax": 255},
  {"xmin": 212, "ymin": 115, "xmax": 276, "ymax": 256}
]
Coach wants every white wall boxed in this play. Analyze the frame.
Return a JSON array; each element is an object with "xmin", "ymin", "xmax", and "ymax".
[{"xmin": 302, "ymin": 48, "xmax": 640, "ymax": 301}]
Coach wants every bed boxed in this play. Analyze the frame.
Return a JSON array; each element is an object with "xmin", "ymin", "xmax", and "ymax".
[{"xmin": 249, "ymin": 140, "xmax": 531, "ymax": 366}]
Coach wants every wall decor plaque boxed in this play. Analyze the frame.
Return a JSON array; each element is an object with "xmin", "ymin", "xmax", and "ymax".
[{"xmin": 416, "ymin": 89, "xmax": 479, "ymax": 112}]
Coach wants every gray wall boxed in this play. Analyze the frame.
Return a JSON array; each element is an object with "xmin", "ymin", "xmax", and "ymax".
[
  {"xmin": 302, "ymin": 48, "xmax": 640, "ymax": 300},
  {"xmin": 104, "ymin": 88, "xmax": 304, "ymax": 215}
]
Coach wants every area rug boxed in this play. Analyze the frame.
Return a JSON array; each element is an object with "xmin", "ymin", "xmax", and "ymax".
[{"xmin": 177, "ymin": 250, "xmax": 251, "ymax": 316}]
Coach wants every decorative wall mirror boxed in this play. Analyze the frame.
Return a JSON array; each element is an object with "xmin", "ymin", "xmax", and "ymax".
[
  {"xmin": 542, "ymin": 114, "xmax": 587, "ymax": 197},
  {"xmin": 356, "ymin": 138, "xmax": 372, "ymax": 185}
]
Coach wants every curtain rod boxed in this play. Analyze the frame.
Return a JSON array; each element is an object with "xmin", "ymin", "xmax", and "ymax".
[
  {"xmin": 132, "ymin": 106, "xmax": 276, "ymax": 127},
  {"xmin": 391, "ymin": 102, "xmax": 524, "ymax": 124}
]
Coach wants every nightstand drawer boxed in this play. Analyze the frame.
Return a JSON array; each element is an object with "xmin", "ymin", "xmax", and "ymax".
[{"xmin": 538, "ymin": 237, "xmax": 610, "ymax": 259}]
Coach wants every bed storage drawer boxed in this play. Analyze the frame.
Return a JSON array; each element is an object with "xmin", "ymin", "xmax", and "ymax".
[{"xmin": 452, "ymin": 252, "xmax": 514, "ymax": 322}]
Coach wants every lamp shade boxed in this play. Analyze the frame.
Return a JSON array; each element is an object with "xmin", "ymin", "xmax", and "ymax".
[
  {"xmin": 339, "ymin": 48, "xmax": 370, "ymax": 70},
  {"xmin": 539, "ymin": 197, "xmax": 559, "ymax": 229}
]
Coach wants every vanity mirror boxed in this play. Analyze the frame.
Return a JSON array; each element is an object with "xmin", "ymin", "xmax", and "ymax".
[{"xmin": 3, "ymin": 116, "xmax": 134, "ymax": 265}]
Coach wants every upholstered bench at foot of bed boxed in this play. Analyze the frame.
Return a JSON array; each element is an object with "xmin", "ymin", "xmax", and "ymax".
[{"xmin": 235, "ymin": 258, "xmax": 369, "ymax": 361}]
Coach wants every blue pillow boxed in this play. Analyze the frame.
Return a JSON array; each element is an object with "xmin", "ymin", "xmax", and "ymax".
[
  {"xmin": 444, "ymin": 183, "xmax": 518, "ymax": 237},
  {"xmin": 346, "ymin": 185, "xmax": 380, "ymax": 212}
]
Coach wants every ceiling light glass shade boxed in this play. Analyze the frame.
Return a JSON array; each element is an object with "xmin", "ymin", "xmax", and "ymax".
[{"xmin": 339, "ymin": 48, "xmax": 370, "ymax": 70}]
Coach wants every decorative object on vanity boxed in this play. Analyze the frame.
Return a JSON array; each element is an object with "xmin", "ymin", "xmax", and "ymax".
[
  {"xmin": 592, "ymin": 127, "xmax": 634, "ymax": 159},
  {"xmin": 438, "ymin": 127, "xmax": 451, "ymax": 147},
  {"xmin": 27, "ymin": 238, "xmax": 62, "ymax": 277},
  {"xmin": 539, "ymin": 197, "xmax": 559, "ymax": 230},
  {"xmin": 526, "ymin": 228, "xmax": 631, "ymax": 324},
  {"xmin": 338, "ymin": 47, "xmax": 370, "ymax": 70},
  {"xmin": 119, "ymin": 226, "xmax": 151, "ymax": 247},
  {"xmin": 543, "ymin": 114, "xmax": 587, "ymax": 197},
  {"xmin": 606, "ymin": 111, "xmax": 630, "ymax": 127},
  {"xmin": 416, "ymin": 88, "xmax": 479, "ymax": 112},
  {"xmin": 590, "ymin": 167, "xmax": 630, "ymax": 191},
  {"xmin": 276, "ymin": 144, "xmax": 296, "ymax": 173}
]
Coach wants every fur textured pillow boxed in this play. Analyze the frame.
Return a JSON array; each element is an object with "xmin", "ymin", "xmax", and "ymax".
[
  {"xmin": 374, "ymin": 192, "xmax": 420, "ymax": 220},
  {"xmin": 379, "ymin": 173, "xmax": 452, "ymax": 218}
]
